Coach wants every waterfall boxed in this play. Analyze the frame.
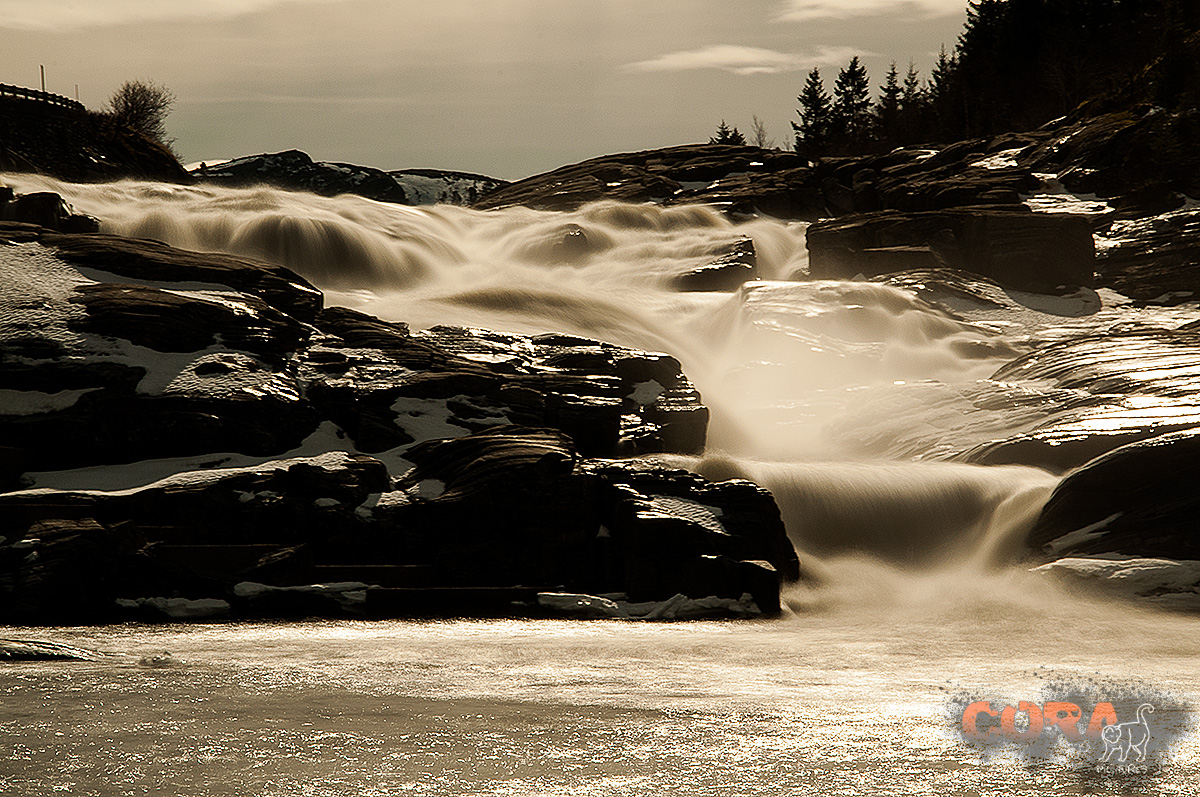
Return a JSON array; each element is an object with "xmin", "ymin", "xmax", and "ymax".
[{"xmin": 7, "ymin": 173, "xmax": 1062, "ymax": 577}]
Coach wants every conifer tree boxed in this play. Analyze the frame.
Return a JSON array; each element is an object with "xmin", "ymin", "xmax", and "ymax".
[
  {"xmin": 832, "ymin": 56, "xmax": 873, "ymax": 147},
  {"xmin": 710, "ymin": 120, "xmax": 747, "ymax": 145},
  {"xmin": 928, "ymin": 45, "xmax": 963, "ymax": 137},
  {"xmin": 899, "ymin": 61, "xmax": 927, "ymax": 143},
  {"xmin": 876, "ymin": 62, "xmax": 902, "ymax": 146},
  {"xmin": 792, "ymin": 67, "xmax": 832, "ymax": 159}
]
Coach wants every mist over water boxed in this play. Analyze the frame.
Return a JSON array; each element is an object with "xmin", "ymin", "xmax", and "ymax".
[{"xmin": 6, "ymin": 175, "xmax": 1200, "ymax": 794}]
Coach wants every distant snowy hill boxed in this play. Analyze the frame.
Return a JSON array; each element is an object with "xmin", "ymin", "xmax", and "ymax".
[{"xmin": 188, "ymin": 150, "xmax": 508, "ymax": 206}]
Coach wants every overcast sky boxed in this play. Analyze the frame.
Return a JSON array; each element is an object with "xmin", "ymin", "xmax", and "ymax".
[{"xmin": 1, "ymin": 1, "xmax": 967, "ymax": 180}]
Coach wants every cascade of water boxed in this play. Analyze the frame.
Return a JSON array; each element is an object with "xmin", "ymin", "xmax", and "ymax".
[{"xmin": 6, "ymin": 173, "xmax": 1061, "ymax": 577}]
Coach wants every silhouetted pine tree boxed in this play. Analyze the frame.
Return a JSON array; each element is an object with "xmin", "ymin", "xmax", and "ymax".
[
  {"xmin": 899, "ymin": 61, "xmax": 928, "ymax": 143},
  {"xmin": 928, "ymin": 45, "xmax": 964, "ymax": 138},
  {"xmin": 876, "ymin": 62, "xmax": 902, "ymax": 147},
  {"xmin": 710, "ymin": 120, "xmax": 747, "ymax": 145},
  {"xmin": 792, "ymin": 67, "xmax": 832, "ymax": 159},
  {"xmin": 832, "ymin": 56, "xmax": 873, "ymax": 148}
]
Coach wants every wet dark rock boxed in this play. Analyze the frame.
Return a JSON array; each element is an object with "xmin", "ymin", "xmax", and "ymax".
[
  {"xmin": 0, "ymin": 517, "xmax": 123, "ymax": 623},
  {"xmin": 0, "ymin": 228, "xmax": 752, "ymax": 621},
  {"xmin": 69, "ymin": 281, "xmax": 309, "ymax": 356},
  {"xmin": 965, "ymin": 331, "xmax": 1200, "ymax": 471},
  {"xmin": 1, "ymin": 191, "xmax": 99, "ymax": 233},
  {"xmin": 1027, "ymin": 428, "xmax": 1200, "ymax": 562},
  {"xmin": 38, "ymin": 232, "xmax": 324, "ymax": 321},
  {"xmin": 0, "ymin": 638, "xmax": 101, "ymax": 661},
  {"xmin": 807, "ymin": 207, "xmax": 1095, "ymax": 292},
  {"xmin": 551, "ymin": 223, "xmax": 591, "ymax": 261},
  {"xmin": 673, "ymin": 237, "xmax": 758, "ymax": 292},
  {"xmin": 0, "ymin": 429, "xmax": 795, "ymax": 623},
  {"xmin": 1096, "ymin": 207, "xmax": 1200, "ymax": 302}
]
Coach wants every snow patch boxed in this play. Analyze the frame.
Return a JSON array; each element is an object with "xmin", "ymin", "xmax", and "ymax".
[
  {"xmin": 628, "ymin": 379, "xmax": 664, "ymax": 406},
  {"xmin": 1044, "ymin": 512, "xmax": 1122, "ymax": 554},
  {"xmin": 1033, "ymin": 556, "xmax": 1200, "ymax": 610},
  {"xmin": 390, "ymin": 396, "xmax": 470, "ymax": 444},
  {"xmin": 969, "ymin": 148, "xmax": 1022, "ymax": 170}
]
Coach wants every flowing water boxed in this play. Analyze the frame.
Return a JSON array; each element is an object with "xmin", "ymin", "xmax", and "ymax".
[{"xmin": 3, "ymin": 175, "xmax": 1199, "ymax": 795}]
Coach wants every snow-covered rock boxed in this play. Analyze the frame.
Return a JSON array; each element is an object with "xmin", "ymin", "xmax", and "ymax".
[
  {"xmin": 189, "ymin": 150, "xmax": 508, "ymax": 206},
  {"xmin": 1032, "ymin": 556, "xmax": 1200, "ymax": 611},
  {"xmin": 114, "ymin": 596, "xmax": 231, "ymax": 620}
]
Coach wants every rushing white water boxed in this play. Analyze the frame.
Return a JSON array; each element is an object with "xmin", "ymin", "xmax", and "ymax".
[
  {"xmin": 5, "ymin": 173, "xmax": 1058, "ymax": 564},
  {"xmin": 4, "ymin": 174, "xmax": 1199, "ymax": 794}
]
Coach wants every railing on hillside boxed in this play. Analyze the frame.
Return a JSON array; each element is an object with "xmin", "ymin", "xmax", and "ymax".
[{"xmin": 0, "ymin": 83, "xmax": 85, "ymax": 112}]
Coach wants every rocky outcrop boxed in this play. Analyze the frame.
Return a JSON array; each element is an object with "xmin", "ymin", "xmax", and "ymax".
[
  {"xmin": 0, "ymin": 224, "xmax": 791, "ymax": 622},
  {"xmin": 0, "ymin": 429, "xmax": 796, "ymax": 623},
  {"xmin": 0, "ymin": 185, "xmax": 99, "ymax": 233},
  {"xmin": 1, "ymin": 223, "xmax": 706, "ymax": 474},
  {"xmin": 672, "ymin": 237, "xmax": 758, "ymax": 292},
  {"xmin": 965, "ymin": 331, "xmax": 1200, "ymax": 472},
  {"xmin": 473, "ymin": 144, "xmax": 823, "ymax": 219},
  {"xmin": 1026, "ymin": 428, "xmax": 1200, "ymax": 562},
  {"xmin": 1024, "ymin": 106, "xmax": 1200, "ymax": 215},
  {"xmin": 194, "ymin": 150, "xmax": 407, "ymax": 203},
  {"xmin": 806, "ymin": 207, "xmax": 1095, "ymax": 293},
  {"xmin": 1095, "ymin": 206, "xmax": 1200, "ymax": 302},
  {"xmin": 0, "ymin": 95, "xmax": 188, "ymax": 183},
  {"xmin": 191, "ymin": 151, "xmax": 508, "ymax": 206}
]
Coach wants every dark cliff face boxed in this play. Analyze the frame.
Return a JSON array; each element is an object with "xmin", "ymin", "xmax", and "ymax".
[{"xmin": 0, "ymin": 96, "xmax": 189, "ymax": 183}]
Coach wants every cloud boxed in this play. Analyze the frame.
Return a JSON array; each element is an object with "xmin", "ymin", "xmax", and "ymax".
[
  {"xmin": 0, "ymin": 0, "xmax": 350, "ymax": 30},
  {"xmin": 775, "ymin": 0, "xmax": 966, "ymax": 22},
  {"xmin": 623, "ymin": 44, "xmax": 864, "ymax": 76}
]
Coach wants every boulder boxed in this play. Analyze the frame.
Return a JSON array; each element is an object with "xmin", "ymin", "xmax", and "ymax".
[
  {"xmin": 1026, "ymin": 428, "xmax": 1200, "ymax": 562},
  {"xmin": 806, "ymin": 207, "xmax": 1095, "ymax": 292},
  {"xmin": 0, "ymin": 190, "xmax": 100, "ymax": 233},
  {"xmin": 68, "ymin": 281, "xmax": 309, "ymax": 356},
  {"xmin": 38, "ymin": 231, "xmax": 324, "ymax": 321},
  {"xmin": 673, "ymin": 237, "xmax": 758, "ymax": 292}
]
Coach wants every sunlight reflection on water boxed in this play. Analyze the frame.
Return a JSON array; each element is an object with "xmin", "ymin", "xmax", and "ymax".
[{"xmin": 3, "ymin": 607, "xmax": 1198, "ymax": 796}]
